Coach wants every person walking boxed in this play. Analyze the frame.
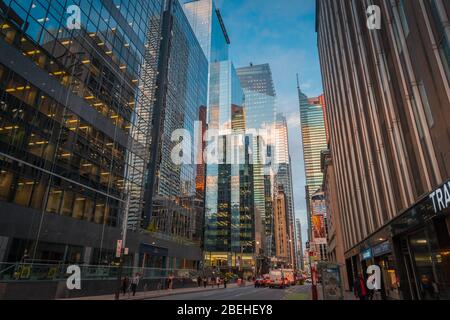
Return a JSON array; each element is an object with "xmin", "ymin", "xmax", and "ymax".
[
  {"xmin": 203, "ymin": 277, "xmax": 207, "ymax": 288},
  {"xmin": 353, "ymin": 274, "xmax": 368, "ymax": 300},
  {"xmin": 197, "ymin": 276, "xmax": 202, "ymax": 287},
  {"xmin": 216, "ymin": 276, "xmax": 220, "ymax": 288},
  {"xmin": 122, "ymin": 276, "xmax": 130, "ymax": 296},
  {"xmin": 223, "ymin": 277, "xmax": 228, "ymax": 289},
  {"xmin": 130, "ymin": 273, "xmax": 140, "ymax": 297}
]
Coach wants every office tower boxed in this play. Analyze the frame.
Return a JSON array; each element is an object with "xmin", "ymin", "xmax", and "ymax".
[
  {"xmin": 236, "ymin": 63, "xmax": 277, "ymax": 258},
  {"xmin": 0, "ymin": 0, "xmax": 206, "ymax": 283},
  {"xmin": 143, "ymin": 0, "xmax": 208, "ymax": 259},
  {"xmin": 297, "ymin": 77, "xmax": 328, "ymax": 248},
  {"xmin": 0, "ymin": 0, "xmax": 158, "ymax": 264},
  {"xmin": 236, "ymin": 63, "xmax": 276, "ymax": 131},
  {"xmin": 295, "ymin": 218, "xmax": 304, "ymax": 271},
  {"xmin": 274, "ymin": 113, "xmax": 297, "ymax": 268},
  {"xmin": 273, "ymin": 187, "xmax": 289, "ymax": 266},
  {"xmin": 317, "ymin": 0, "xmax": 450, "ymax": 300},
  {"xmin": 182, "ymin": 0, "xmax": 229, "ymax": 63},
  {"xmin": 182, "ymin": 0, "xmax": 257, "ymax": 274}
]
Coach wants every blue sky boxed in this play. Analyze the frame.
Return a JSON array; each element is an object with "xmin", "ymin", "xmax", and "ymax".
[{"xmin": 216, "ymin": 0, "xmax": 323, "ymax": 247}]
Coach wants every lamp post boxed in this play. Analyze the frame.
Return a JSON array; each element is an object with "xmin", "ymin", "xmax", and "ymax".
[{"xmin": 255, "ymin": 241, "xmax": 260, "ymax": 278}]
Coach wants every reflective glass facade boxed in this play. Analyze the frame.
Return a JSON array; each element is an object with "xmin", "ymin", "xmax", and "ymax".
[
  {"xmin": 182, "ymin": 0, "xmax": 228, "ymax": 63},
  {"xmin": 182, "ymin": 0, "xmax": 257, "ymax": 271},
  {"xmin": 298, "ymin": 84, "xmax": 327, "ymax": 242},
  {"xmin": 147, "ymin": 0, "xmax": 208, "ymax": 245},
  {"xmin": 0, "ymin": 0, "xmax": 164, "ymax": 263},
  {"xmin": 0, "ymin": 0, "xmax": 204, "ymax": 270},
  {"xmin": 236, "ymin": 63, "xmax": 278, "ymax": 257}
]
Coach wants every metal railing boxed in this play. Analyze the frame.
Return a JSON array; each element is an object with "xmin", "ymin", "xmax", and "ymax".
[{"xmin": 0, "ymin": 262, "xmax": 199, "ymax": 282}]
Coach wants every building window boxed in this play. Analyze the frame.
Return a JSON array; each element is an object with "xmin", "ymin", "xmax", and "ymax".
[
  {"xmin": 46, "ymin": 188, "xmax": 62, "ymax": 214},
  {"xmin": 418, "ymin": 81, "xmax": 434, "ymax": 128},
  {"xmin": 0, "ymin": 170, "xmax": 13, "ymax": 201},
  {"xmin": 30, "ymin": 181, "xmax": 46, "ymax": 210},
  {"xmin": 13, "ymin": 178, "xmax": 34, "ymax": 207},
  {"xmin": 428, "ymin": 0, "xmax": 450, "ymax": 84},
  {"xmin": 61, "ymin": 190, "xmax": 75, "ymax": 217},
  {"xmin": 398, "ymin": 0, "xmax": 410, "ymax": 37}
]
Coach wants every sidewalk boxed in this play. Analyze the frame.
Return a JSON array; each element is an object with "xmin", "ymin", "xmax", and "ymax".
[
  {"xmin": 64, "ymin": 282, "xmax": 254, "ymax": 300},
  {"xmin": 316, "ymin": 285, "xmax": 357, "ymax": 300}
]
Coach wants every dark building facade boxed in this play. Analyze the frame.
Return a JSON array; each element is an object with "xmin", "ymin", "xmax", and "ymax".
[
  {"xmin": 0, "ymin": 0, "xmax": 205, "ymax": 277},
  {"xmin": 317, "ymin": 0, "xmax": 450, "ymax": 300}
]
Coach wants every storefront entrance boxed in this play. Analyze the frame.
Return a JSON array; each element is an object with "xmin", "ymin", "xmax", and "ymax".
[{"xmin": 400, "ymin": 216, "xmax": 450, "ymax": 300}]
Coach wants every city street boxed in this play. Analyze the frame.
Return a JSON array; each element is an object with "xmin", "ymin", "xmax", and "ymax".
[{"xmin": 149, "ymin": 284, "xmax": 313, "ymax": 301}]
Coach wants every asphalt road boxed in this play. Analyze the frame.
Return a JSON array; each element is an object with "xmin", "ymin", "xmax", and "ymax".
[{"xmin": 149, "ymin": 284, "xmax": 313, "ymax": 300}]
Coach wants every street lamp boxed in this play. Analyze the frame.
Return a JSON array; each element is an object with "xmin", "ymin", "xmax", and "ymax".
[{"xmin": 255, "ymin": 241, "xmax": 260, "ymax": 277}]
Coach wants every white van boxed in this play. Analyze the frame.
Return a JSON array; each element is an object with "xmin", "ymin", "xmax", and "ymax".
[{"xmin": 269, "ymin": 270, "xmax": 285, "ymax": 289}]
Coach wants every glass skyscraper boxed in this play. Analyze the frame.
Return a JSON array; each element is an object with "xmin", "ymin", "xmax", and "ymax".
[
  {"xmin": 236, "ymin": 63, "xmax": 277, "ymax": 258},
  {"xmin": 298, "ymin": 79, "xmax": 328, "ymax": 248},
  {"xmin": 143, "ymin": 0, "xmax": 208, "ymax": 252},
  {"xmin": 0, "ymin": 0, "xmax": 159, "ymax": 263},
  {"xmin": 0, "ymin": 0, "xmax": 206, "ymax": 277},
  {"xmin": 182, "ymin": 0, "xmax": 256, "ymax": 273}
]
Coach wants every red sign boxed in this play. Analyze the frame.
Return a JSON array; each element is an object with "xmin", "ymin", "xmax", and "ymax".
[{"xmin": 116, "ymin": 240, "xmax": 123, "ymax": 258}]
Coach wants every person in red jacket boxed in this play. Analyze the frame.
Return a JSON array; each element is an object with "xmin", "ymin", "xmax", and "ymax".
[{"xmin": 353, "ymin": 274, "xmax": 368, "ymax": 300}]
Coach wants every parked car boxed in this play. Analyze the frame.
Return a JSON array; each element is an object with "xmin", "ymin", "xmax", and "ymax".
[{"xmin": 263, "ymin": 276, "xmax": 271, "ymax": 287}]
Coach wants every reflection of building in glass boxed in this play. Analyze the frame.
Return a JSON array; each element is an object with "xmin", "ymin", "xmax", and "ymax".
[
  {"xmin": 0, "ymin": 0, "xmax": 158, "ymax": 263},
  {"xmin": 144, "ymin": 0, "xmax": 208, "ymax": 249},
  {"xmin": 0, "ymin": 0, "xmax": 205, "ymax": 272},
  {"xmin": 236, "ymin": 63, "xmax": 277, "ymax": 258}
]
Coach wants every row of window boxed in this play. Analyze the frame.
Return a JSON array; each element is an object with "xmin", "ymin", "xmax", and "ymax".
[{"xmin": 0, "ymin": 168, "xmax": 119, "ymax": 227}]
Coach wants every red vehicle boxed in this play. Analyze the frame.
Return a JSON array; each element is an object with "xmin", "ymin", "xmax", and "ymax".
[
  {"xmin": 254, "ymin": 278, "xmax": 265, "ymax": 287},
  {"xmin": 263, "ymin": 275, "xmax": 271, "ymax": 287}
]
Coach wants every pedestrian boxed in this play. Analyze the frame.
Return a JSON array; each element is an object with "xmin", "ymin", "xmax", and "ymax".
[
  {"xmin": 210, "ymin": 277, "xmax": 215, "ymax": 288},
  {"xmin": 353, "ymin": 274, "xmax": 368, "ymax": 300},
  {"xmin": 203, "ymin": 277, "xmax": 207, "ymax": 288},
  {"xmin": 122, "ymin": 276, "xmax": 130, "ymax": 296},
  {"xmin": 223, "ymin": 277, "xmax": 227, "ymax": 289},
  {"xmin": 20, "ymin": 249, "xmax": 30, "ymax": 263},
  {"xmin": 216, "ymin": 276, "xmax": 220, "ymax": 288},
  {"xmin": 131, "ymin": 273, "xmax": 140, "ymax": 296},
  {"xmin": 197, "ymin": 276, "xmax": 202, "ymax": 287},
  {"xmin": 431, "ymin": 280, "xmax": 440, "ymax": 300}
]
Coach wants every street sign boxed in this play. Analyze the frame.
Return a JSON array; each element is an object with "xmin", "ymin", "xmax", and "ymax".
[{"xmin": 116, "ymin": 240, "xmax": 123, "ymax": 258}]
